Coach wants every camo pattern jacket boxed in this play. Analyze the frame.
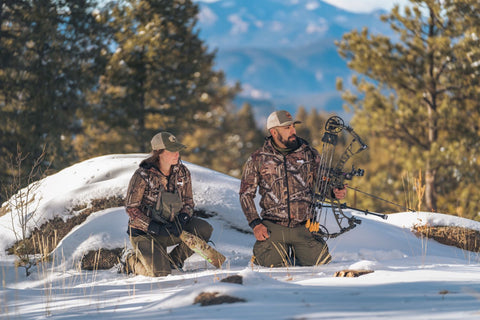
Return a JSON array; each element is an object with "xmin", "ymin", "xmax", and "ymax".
[
  {"xmin": 125, "ymin": 156, "xmax": 194, "ymax": 233},
  {"xmin": 239, "ymin": 137, "xmax": 320, "ymax": 228}
]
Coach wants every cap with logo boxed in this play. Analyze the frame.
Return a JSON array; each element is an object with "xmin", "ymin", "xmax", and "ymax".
[
  {"xmin": 151, "ymin": 132, "xmax": 186, "ymax": 152},
  {"xmin": 266, "ymin": 110, "xmax": 301, "ymax": 130}
]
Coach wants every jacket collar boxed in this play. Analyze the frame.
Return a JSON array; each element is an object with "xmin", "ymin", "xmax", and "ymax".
[
  {"xmin": 139, "ymin": 156, "xmax": 181, "ymax": 175},
  {"xmin": 264, "ymin": 136, "xmax": 309, "ymax": 155}
]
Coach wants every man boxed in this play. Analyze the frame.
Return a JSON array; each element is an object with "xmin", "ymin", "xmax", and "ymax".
[
  {"xmin": 239, "ymin": 110, "xmax": 346, "ymax": 267},
  {"xmin": 125, "ymin": 132, "xmax": 212, "ymax": 276}
]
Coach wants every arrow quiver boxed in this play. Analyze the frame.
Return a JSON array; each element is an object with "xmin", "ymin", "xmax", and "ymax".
[{"xmin": 306, "ymin": 116, "xmax": 367, "ymax": 239}]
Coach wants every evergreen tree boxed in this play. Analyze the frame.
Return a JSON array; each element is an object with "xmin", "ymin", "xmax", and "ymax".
[
  {"xmin": 182, "ymin": 102, "xmax": 263, "ymax": 178},
  {"xmin": 0, "ymin": 1, "xmax": 30, "ymax": 189},
  {"xmin": 336, "ymin": 0, "xmax": 480, "ymax": 218},
  {"xmin": 303, "ymin": 108, "xmax": 331, "ymax": 150},
  {"xmin": 294, "ymin": 106, "xmax": 312, "ymax": 142},
  {"xmin": 81, "ymin": 0, "xmax": 238, "ymax": 156},
  {"xmin": 0, "ymin": 0, "xmax": 110, "ymax": 192},
  {"xmin": 225, "ymin": 103, "xmax": 264, "ymax": 177}
]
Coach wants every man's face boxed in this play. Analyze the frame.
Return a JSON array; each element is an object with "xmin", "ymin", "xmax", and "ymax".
[{"xmin": 272, "ymin": 124, "xmax": 297, "ymax": 148}]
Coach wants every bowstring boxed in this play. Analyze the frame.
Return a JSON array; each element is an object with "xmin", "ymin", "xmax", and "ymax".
[{"xmin": 311, "ymin": 139, "xmax": 336, "ymax": 226}]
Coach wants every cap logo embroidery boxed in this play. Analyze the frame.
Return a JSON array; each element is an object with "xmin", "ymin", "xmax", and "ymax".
[{"xmin": 169, "ymin": 136, "xmax": 176, "ymax": 142}]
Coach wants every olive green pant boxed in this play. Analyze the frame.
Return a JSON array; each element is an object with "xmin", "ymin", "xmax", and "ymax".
[
  {"xmin": 253, "ymin": 220, "xmax": 331, "ymax": 267},
  {"xmin": 130, "ymin": 217, "xmax": 213, "ymax": 277}
]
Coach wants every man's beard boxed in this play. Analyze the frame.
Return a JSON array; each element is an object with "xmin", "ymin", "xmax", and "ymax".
[{"xmin": 278, "ymin": 134, "xmax": 298, "ymax": 149}]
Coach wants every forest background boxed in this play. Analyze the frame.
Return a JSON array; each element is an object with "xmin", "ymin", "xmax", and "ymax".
[{"xmin": 1, "ymin": 0, "xmax": 480, "ymax": 221}]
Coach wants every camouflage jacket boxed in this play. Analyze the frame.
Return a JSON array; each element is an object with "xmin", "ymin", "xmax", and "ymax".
[
  {"xmin": 125, "ymin": 156, "xmax": 194, "ymax": 233},
  {"xmin": 239, "ymin": 137, "xmax": 320, "ymax": 228}
]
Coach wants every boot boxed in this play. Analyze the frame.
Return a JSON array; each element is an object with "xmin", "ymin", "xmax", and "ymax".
[{"xmin": 126, "ymin": 253, "xmax": 149, "ymax": 276}]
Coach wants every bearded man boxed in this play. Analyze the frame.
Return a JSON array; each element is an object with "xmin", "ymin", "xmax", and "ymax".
[{"xmin": 239, "ymin": 110, "xmax": 346, "ymax": 267}]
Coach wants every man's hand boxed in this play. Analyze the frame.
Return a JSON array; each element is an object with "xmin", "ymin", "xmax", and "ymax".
[
  {"xmin": 253, "ymin": 223, "xmax": 270, "ymax": 241},
  {"xmin": 333, "ymin": 186, "xmax": 347, "ymax": 200}
]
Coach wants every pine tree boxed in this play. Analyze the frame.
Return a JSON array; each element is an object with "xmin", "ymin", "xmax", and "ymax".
[
  {"xmin": 82, "ymin": 0, "xmax": 239, "ymax": 156},
  {"xmin": 0, "ymin": 0, "xmax": 110, "ymax": 192},
  {"xmin": 182, "ymin": 102, "xmax": 263, "ymax": 178},
  {"xmin": 336, "ymin": 0, "xmax": 480, "ymax": 218},
  {"xmin": 303, "ymin": 108, "xmax": 332, "ymax": 150},
  {"xmin": 0, "ymin": 1, "xmax": 30, "ymax": 189},
  {"xmin": 225, "ymin": 103, "xmax": 264, "ymax": 177}
]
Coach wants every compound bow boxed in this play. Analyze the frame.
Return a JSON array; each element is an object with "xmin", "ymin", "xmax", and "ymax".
[{"xmin": 306, "ymin": 116, "xmax": 384, "ymax": 239}]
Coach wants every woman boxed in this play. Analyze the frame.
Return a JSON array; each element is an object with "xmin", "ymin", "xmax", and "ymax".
[{"xmin": 125, "ymin": 132, "xmax": 212, "ymax": 276}]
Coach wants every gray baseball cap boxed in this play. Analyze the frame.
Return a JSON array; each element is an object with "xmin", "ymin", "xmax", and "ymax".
[
  {"xmin": 266, "ymin": 110, "xmax": 301, "ymax": 130},
  {"xmin": 151, "ymin": 132, "xmax": 186, "ymax": 152}
]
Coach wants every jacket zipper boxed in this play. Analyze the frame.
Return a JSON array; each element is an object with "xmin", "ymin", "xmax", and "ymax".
[{"xmin": 283, "ymin": 155, "xmax": 292, "ymax": 227}]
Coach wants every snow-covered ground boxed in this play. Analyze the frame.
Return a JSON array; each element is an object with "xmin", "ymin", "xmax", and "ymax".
[{"xmin": 1, "ymin": 154, "xmax": 479, "ymax": 319}]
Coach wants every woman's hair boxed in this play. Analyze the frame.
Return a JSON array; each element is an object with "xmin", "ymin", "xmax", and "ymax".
[
  {"xmin": 143, "ymin": 149, "xmax": 163, "ymax": 166},
  {"xmin": 143, "ymin": 149, "xmax": 182, "ymax": 170},
  {"xmin": 153, "ymin": 149, "xmax": 164, "ymax": 156}
]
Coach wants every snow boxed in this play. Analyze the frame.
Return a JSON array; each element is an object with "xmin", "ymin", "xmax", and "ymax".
[{"xmin": 1, "ymin": 154, "xmax": 480, "ymax": 319}]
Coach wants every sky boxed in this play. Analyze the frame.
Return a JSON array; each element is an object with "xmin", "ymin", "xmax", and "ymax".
[
  {"xmin": 320, "ymin": 0, "xmax": 411, "ymax": 13},
  {"xmin": 195, "ymin": 0, "xmax": 413, "ymax": 14},
  {"xmin": 1, "ymin": 154, "xmax": 480, "ymax": 319}
]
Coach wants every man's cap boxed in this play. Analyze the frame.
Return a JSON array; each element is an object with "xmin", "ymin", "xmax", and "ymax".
[
  {"xmin": 151, "ymin": 132, "xmax": 186, "ymax": 152},
  {"xmin": 266, "ymin": 110, "xmax": 301, "ymax": 130}
]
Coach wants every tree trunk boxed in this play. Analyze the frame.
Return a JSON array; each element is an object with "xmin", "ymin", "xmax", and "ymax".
[
  {"xmin": 425, "ymin": 160, "xmax": 437, "ymax": 212},
  {"xmin": 425, "ymin": 100, "xmax": 437, "ymax": 212}
]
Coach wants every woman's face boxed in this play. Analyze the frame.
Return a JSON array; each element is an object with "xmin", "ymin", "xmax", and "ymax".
[{"xmin": 159, "ymin": 150, "xmax": 180, "ymax": 167}]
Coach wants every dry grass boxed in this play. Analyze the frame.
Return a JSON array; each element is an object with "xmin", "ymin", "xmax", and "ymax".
[
  {"xmin": 7, "ymin": 197, "xmax": 218, "ymax": 271},
  {"xmin": 194, "ymin": 292, "xmax": 246, "ymax": 306},
  {"xmin": 0, "ymin": 205, "xmax": 9, "ymax": 218},
  {"xmin": 413, "ymin": 225, "xmax": 480, "ymax": 253},
  {"xmin": 7, "ymin": 196, "xmax": 125, "ymax": 256},
  {"xmin": 81, "ymin": 248, "xmax": 124, "ymax": 270},
  {"xmin": 9, "ymin": 190, "xmax": 480, "ymax": 273},
  {"xmin": 409, "ymin": 171, "xmax": 480, "ymax": 253},
  {"xmin": 333, "ymin": 269, "xmax": 374, "ymax": 277}
]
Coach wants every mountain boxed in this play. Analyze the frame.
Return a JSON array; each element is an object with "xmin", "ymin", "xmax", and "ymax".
[{"xmin": 194, "ymin": 0, "xmax": 391, "ymax": 119}]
